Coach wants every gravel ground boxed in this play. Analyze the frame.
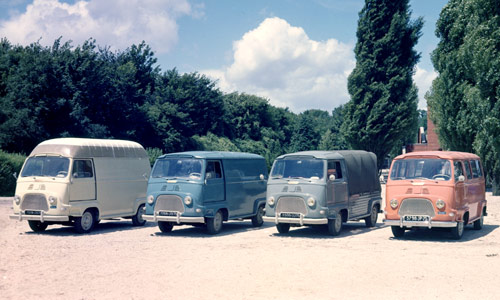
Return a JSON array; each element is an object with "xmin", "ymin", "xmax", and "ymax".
[{"xmin": 1, "ymin": 189, "xmax": 499, "ymax": 300}]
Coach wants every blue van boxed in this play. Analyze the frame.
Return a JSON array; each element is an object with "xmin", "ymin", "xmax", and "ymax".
[{"xmin": 143, "ymin": 151, "xmax": 268, "ymax": 234}]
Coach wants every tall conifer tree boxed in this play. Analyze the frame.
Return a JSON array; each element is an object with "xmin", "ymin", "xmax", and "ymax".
[{"xmin": 343, "ymin": 0, "xmax": 423, "ymax": 169}]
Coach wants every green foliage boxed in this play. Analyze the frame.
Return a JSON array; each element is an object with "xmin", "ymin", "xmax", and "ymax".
[
  {"xmin": 0, "ymin": 150, "xmax": 25, "ymax": 196},
  {"xmin": 145, "ymin": 148, "xmax": 164, "ymax": 166},
  {"xmin": 343, "ymin": 0, "xmax": 423, "ymax": 169},
  {"xmin": 428, "ymin": 0, "xmax": 500, "ymax": 194}
]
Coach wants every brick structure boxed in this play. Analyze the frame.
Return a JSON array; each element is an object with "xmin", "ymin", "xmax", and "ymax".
[{"xmin": 406, "ymin": 108, "xmax": 441, "ymax": 152}]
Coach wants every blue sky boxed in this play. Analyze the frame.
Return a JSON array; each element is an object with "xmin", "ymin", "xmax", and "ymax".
[{"xmin": 0, "ymin": 0, "xmax": 448, "ymax": 112}]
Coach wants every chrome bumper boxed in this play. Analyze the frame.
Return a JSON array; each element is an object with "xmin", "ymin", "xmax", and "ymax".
[
  {"xmin": 384, "ymin": 219, "xmax": 457, "ymax": 228},
  {"xmin": 143, "ymin": 212, "xmax": 205, "ymax": 224},
  {"xmin": 10, "ymin": 212, "xmax": 69, "ymax": 222},
  {"xmin": 263, "ymin": 215, "xmax": 328, "ymax": 226}
]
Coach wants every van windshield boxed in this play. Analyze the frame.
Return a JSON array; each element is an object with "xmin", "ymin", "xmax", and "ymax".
[
  {"xmin": 152, "ymin": 158, "xmax": 203, "ymax": 179},
  {"xmin": 390, "ymin": 158, "xmax": 451, "ymax": 181},
  {"xmin": 271, "ymin": 158, "xmax": 324, "ymax": 180},
  {"xmin": 21, "ymin": 156, "xmax": 70, "ymax": 178}
]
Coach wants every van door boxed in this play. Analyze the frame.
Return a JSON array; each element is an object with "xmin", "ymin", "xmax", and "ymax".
[
  {"xmin": 453, "ymin": 161, "xmax": 465, "ymax": 210},
  {"xmin": 69, "ymin": 159, "xmax": 96, "ymax": 201},
  {"xmin": 463, "ymin": 161, "xmax": 478, "ymax": 219},
  {"xmin": 326, "ymin": 160, "xmax": 348, "ymax": 207},
  {"xmin": 203, "ymin": 160, "xmax": 225, "ymax": 204}
]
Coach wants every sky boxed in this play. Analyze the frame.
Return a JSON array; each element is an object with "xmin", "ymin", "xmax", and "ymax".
[{"xmin": 0, "ymin": 0, "xmax": 448, "ymax": 113}]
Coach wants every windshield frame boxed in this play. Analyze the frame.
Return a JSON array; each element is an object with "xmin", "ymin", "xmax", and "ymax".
[
  {"xmin": 390, "ymin": 158, "xmax": 452, "ymax": 181},
  {"xmin": 21, "ymin": 155, "xmax": 70, "ymax": 178},
  {"xmin": 151, "ymin": 157, "xmax": 203, "ymax": 180},
  {"xmin": 270, "ymin": 157, "xmax": 325, "ymax": 181}
]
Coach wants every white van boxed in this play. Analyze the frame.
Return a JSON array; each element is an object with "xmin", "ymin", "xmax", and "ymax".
[{"xmin": 10, "ymin": 138, "xmax": 151, "ymax": 233}]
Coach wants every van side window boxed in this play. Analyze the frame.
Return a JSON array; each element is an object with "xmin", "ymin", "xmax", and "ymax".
[
  {"xmin": 476, "ymin": 160, "xmax": 483, "ymax": 177},
  {"xmin": 453, "ymin": 161, "xmax": 464, "ymax": 181},
  {"xmin": 463, "ymin": 161, "xmax": 472, "ymax": 179},
  {"xmin": 469, "ymin": 160, "xmax": 479, "ymax": 178},
  {"xmin": 327, "ymin": 161, "xmax": 343, "ymax": 180},
  {"xmin": 206, "ymin": 161, "xmax": 222, "ymax": 179},
  {"xmin": 72, "ymin": 160, "xmax": 93, "ymax": 178}
]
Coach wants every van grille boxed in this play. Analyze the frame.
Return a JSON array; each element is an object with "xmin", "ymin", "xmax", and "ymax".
[
  {"xmin": 398, "ymin": 198, "xmax": 435, "ymax": 217},
  {"xmin": 276, "ymin": 196, "xmax": 307, "ymax": 214},
  {"xmin": 21, "ymin": 194, "xmax": 48, "ymax": 211},
  {"xmin": 155, "ymin": 195, "xmax": 185, "ymax": 213}
]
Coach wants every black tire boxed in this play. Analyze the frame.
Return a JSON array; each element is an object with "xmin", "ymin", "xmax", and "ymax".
[
  {"xmin": 327, "ymin": 216, "xmax": 342, "ymax": 236},
  {"xmin": 207, "ymin": 210, "xmax": 223, "ymax": 235},
  {"xmin": 74, "ymin": 210, "xmax": 95, "ymax": 234},
  {"xmin": 158, "ymin": 221, "xmax": 173, "ymax": 233},
  {"xmin": 391, "ymin": 226, "xmax": 405, "ymax": 238},
  {"xmin": 473, "ymin": 211, "xmax": 484, "ymax": 230},
  {"xmin": 28, "ymin": 220, "xmax": 48, "ymax": 232},
  {"xmin": 132, "ymin": 204, "xmax": 146, "ymax": 226},
  {"xmin": 364, "ymin": 205, "xmax": 378, "ymax": 227},
  {"xmin": 276, "ymin": 223, "xmax": 290, "ymax": 234},
  {"xmin": 251, "ymin": 205, "xmax": 265, "ymax": 227},
  {"xmin": 451, "ymin": 221, "xmax": 464, "ymax": 240}
]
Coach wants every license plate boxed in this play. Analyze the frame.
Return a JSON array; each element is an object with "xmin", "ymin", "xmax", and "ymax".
[
  {"xmin": 158, "ymin": 211, "xmax": 178, "ymax": 217},
  {"xmin": 280, "ymin": 212, "xmax": 301, "ymax": 218},
  {"xmin": 25, "ymin": 210, "xmax": 41, "ymax": 215},
  {"xmin": 403, "ymin": 215, "xmax": 429, "ymax": 222}
]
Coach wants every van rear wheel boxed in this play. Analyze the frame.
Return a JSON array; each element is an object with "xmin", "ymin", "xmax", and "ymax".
[
  {"xmin": 28, "ymin": 220, "xmax": 48, "ymax": 232},
  {"xmin": 473, "ymin": 212, "xmax": 484, "ymax": 230},
  {"xmin": 276, "ymin": 223, "xmax": 290, "ymax": 234},
  {"xmin": 132, "ymin": 204, "xmax": 146, "ymax": 226},
  {"xmin": 328, "ymin": 217, "xmax": 342, "ymax": 236},
  {"xmin": 251, "ymin": 206, "xmax": 265, "ymax": 227},
  {"xmin": 207, "ymin": 210, "xmax": 223, "ymax": 235},
  {"xmin": 74, "ymin": 210, "xmax": 95, "ymax": 234},
  {"xmin": 364, "ymin": 205, "xmax": 378, "ymax": 227},
  {"xmin": 158, "ymin": 221, "xmax": 173, "ymax": 233},
  {"xmin": 391, "ymin": 226, "xmax": 405, "ymax": 238}
]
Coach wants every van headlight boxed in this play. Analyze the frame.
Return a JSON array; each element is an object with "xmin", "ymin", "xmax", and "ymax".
[
  {"xmin": 267, "ymin": 196, "xmax": 275, "ymax": 206},
  {"xmin": 14, "ymin": 195, "xmax": 21, "ymax": 205},
  {"xmin": 48, "ymin": 196, "xmax": 57, "ymax": 205},
  {"xmin": 307, "ymin": 197, "xmax": 316, "ymax": 207},
  {"xmin": 184, "ymin": 195, "xmax": 192, "ymax": 205},
  {"xmin": 436, "ymin": 199, "xmax": 445, "ymax": 210},
  {"xmin": 147, "ymin": 195, "xmax": 155, "ymax": 204},
  {"xmin": 390, "ymin": 199, "xmax": 398, "ymax": 209}
]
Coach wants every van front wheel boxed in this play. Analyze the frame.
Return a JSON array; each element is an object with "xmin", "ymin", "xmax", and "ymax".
[
  {"xmin": 328, "ymin": 217, "xmax": 342, "ymax": 236},
  {"xmin": 207, "ymin": 210, "xmax": 223, "ymax": 235},
  {"xmin": 451, "ymin": 221, "xmax": 464, "ymax": 240},
  {"xmin": 28, "ymin": 220, "xmax": 48, "ymax": 232},
  {"xmin": 132, "ymin": 204, "xmax": 146, "ymax": 226},
  {"xmin": 74, "ymin": 210, "xmax": 95, "ymax": 234},
  {"xmin": 276, "ymin": 223, "xmax": 290, "ymax": 234},
  {"xmin": 391, "ymin": 226, "xmax": 405, "ymax": 238},
  {"xmin": 251, "ymin": 206, "xmax": 265, "ymax": 227},
  {"xmin": 158, "ymin": 221, "xmax": 173, "ymax": 233}
]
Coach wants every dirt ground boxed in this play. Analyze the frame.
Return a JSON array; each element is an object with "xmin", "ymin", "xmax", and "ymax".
[{"xmin": 1, "ymin": 188, "xmax": 499, "ymax": 300}]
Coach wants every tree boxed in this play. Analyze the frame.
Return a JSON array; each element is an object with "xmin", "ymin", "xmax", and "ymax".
[
  {"xmin": 342, "ymin": 0, "xmax": 423, "ymax": 169},
  {"xmin": 427, "ymin": 0, "xmax": 500, "ymax": 194}
]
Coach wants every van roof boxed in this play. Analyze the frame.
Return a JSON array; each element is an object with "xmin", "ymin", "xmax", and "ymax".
[
  {"xmin": 276, "ymin": 150, "xmax": 369, "ymax": 160},
  {"xmin": 158, "ymin": 151, "xmax": 264, "ymax": 160},
  {"xmin": 394, "ymin": 151, "xmax": 480, "ymax": 161},
  {"xmin": 30, "ymin": 138, "xmax": 148, "ymax": 158}
]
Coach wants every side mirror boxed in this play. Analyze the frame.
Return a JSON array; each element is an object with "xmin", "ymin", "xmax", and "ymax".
[
  {"xmin": 329, "ymin": 174, "xmax": 336, "ymax": 181},
  {"xmin": 259, "ymin": 174, "xmax": 265, "ymax": 180},
  {"xmin": 12, "ymin": 172, "xmax": 17, "ymax": 179},
  {"xmin": 458, "ymin": 175, "xmax": 465, "ymax": 182}
]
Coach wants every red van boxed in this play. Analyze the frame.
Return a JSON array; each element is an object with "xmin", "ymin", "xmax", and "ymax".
[{"xmin": 384, "ymin": 151, "xmax": 487, "ymax": 239}]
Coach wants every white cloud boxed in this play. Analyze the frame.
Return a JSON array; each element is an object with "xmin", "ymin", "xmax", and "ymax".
[
  {"xmin": 0, "ymin": 0, "xmax": 194, "ymax": 53},
  {"xmin": 203, "ymin": 17, "xmax": 355, "ymax": 113},
  {"xmin": 413, "ymin": 65, "xmax": 437, "ymax": 110}
]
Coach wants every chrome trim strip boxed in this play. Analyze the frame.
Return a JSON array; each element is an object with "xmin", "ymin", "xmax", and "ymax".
[
  {"xmin": 263, "ymin": 216, "xmax": 328, "ymax": 225},
  {"xmin": 143, "ymin": 214, "xmax": 205, "ymax": 224},
  {"xmin": 383, "ymin": 219, "xmax": 457, "ymax": 228},
  {"xmin": 9, "ymin": 214, "xmax": 69, "ymax": 222}
]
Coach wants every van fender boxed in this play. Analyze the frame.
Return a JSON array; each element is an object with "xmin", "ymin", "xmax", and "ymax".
[
  {"xmin": 68, "ymin": 200, "xmax": 100, "ymax": 217},
  {"xmin": 204, "ymin": 204, "xmax": 228, "ymax": 220},
  {"xmin": 253, "ymin": 198, "xmax": 266, "ymax": 214},
  {"xmin": 133, "ymin": 196, "xmax": 147, "ymax": 212}
]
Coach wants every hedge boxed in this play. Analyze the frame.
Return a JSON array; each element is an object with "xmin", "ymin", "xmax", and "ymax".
[{"xmin": 0, "ymin": 151, "xmax": 26, "ymax": 196}]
